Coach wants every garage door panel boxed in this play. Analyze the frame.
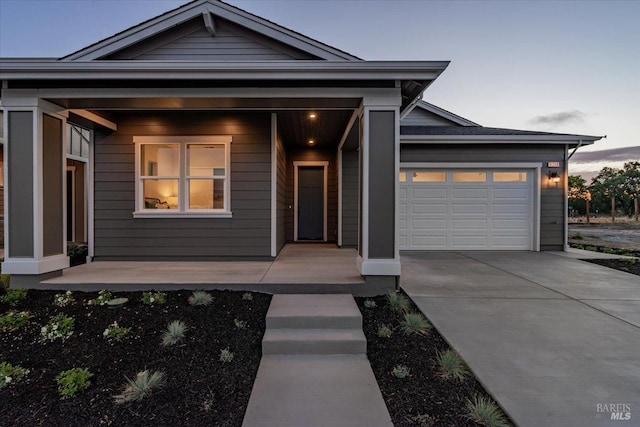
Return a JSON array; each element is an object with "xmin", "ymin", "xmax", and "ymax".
[
  {"xmin": 412, "ymin": 188, "xmax": 447, "ymax": 199},
  {"xmin": 493, "ymin": 188, "xmax": 528, "ymax": 199},
  {"xmin": 452, "ymin": 188, "xmax": 488, "ymax": 199},
  {"xmin": 410, "ymin": 235, "xmax": 448, "ymax": 248},
  {"xmin": 493, "ymin": 219, "xmax": 529, "ymax": 230},
  {"xmin": 412, "ymin": 218, "xmax": 447, "ymax": 229},
  {"xmin": 492, "ymin": 236, "xmax": 530, "ymax": 249},
  {"xmin": 453, "ymin": 219, "xmax": 487, "ymax": 230},
  {"xmin": 452, "ymin": 236, "xmax": 487, "ymax": 248},
  {"xmin": 412, "ymin": 203, "xmax": 447, "ymax": 214},
  {"xmin": 452, "ymin": 203, "xmax": 487, "ymax": 214},
  {"xmin": 399, "ymin": 188, "xmax": 408, "ymax": 199},
  {"xmin": 399, "ymin": 219, "xmax": 407, "ymax": 230},
  {"xmin": 493, "ymin": 203, "xmax": 528, "ymax": 214}
]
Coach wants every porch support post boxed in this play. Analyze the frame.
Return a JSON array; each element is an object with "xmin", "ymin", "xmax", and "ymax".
[
  {"xmin": 356, "ymin": 95, "xmax": 401, "ymax": 277},
  {"xmin": 2, "ymin": 98, "xmax": 69, "ymax": 280}
]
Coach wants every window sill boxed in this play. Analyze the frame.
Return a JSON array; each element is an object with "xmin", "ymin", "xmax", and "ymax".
[{"xmin": 132, "ymin": 211, "xmax": 232, "ymax": 219}]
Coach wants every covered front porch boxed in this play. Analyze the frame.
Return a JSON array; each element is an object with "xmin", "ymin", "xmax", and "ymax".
[{"xmin": 35, "ymin": 244, "xmax": 393, "ymax": 296}]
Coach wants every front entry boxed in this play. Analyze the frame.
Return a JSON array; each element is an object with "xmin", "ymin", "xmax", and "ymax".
[{"xmin": 297, "ymin": 166, "xmax": 324, "ymax": 240}]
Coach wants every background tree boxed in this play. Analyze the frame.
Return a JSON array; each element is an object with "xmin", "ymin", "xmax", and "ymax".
[
  {"xmin": 568, "ymin": 175, "xmax": 590, "ymax": 221},
  {"xmin": 621, "ymin": 161, "xmax": 640, "ymax": 221},
  {"xmin": 590, "ymin": 167, "xmax": 625, "ymax": 222}
]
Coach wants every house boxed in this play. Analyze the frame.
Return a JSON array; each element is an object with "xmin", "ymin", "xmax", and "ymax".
[{"xmin": 0, "ymin": 0, "xmax": 601, "ymax": 287}]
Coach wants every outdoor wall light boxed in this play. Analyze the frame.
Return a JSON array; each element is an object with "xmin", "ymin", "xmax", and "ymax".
[
  {"xmin": 549, "ymin": 171, "xmax": 560, "ymax": 186},
  {"xmin": 308, "ymin": 112, "xmax": 317, "ymax": 119},
  {"xmin": 308, "ymin": 139, "xmax": 315, "ymax": 145}
]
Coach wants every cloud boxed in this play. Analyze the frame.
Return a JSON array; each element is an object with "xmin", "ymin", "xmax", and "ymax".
[
  {"xmin": 570, "ymin": 146, "xmax": 640, "ymax": 164},
  {"xmin": 528, "ymin": 110, "xmax": 586, "ymax": 126}
]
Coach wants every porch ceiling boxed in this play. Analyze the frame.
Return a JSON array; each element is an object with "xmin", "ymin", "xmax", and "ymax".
[{"xmin": 277, "ymin": 110, "xmax": 353, "ymax": 149}]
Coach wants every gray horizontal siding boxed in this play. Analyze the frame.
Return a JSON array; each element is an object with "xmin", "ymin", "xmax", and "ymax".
[
  {"xmin": 341, "ymin": 150, "xmax": 359, "ymax": 247},
  {"xmin": 400, "ymin": 108, "xmax": 459, "ymax": 126},
  {"xmin": 400, "ymin": 143, "xmax": 567, "ymax": 250},
  {"xmin": 93, "ymin": 112, "xmax": 272, "ymax": 260}
]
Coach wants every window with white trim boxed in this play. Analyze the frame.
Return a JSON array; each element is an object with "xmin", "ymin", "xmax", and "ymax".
[{"xmin": 134, "ymin": 136, "xmax": 232, "ymax": 217}]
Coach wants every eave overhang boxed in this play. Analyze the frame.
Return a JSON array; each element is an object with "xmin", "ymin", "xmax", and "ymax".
[{"xmin": 400, "ymin": 134, "xmax": 603, "ymax": 148}]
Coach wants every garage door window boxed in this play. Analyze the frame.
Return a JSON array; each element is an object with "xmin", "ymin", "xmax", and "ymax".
[
  {"xmin": 453, "ymin": 171, "xmax": 487, "ymax": 182},
  {"xmin": 413, "ymin": 171, "xmax": 446, "ymax": 182},
  {"xmin": 399, "ymin": 171, "xmax": 407, "ymax": 182},
  {"xmin": 493, "ymin": 172, "xmax": 528, "ymax": 182}
]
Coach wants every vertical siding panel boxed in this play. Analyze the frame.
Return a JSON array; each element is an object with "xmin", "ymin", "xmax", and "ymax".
[{"xmin": 341, "ymin": 150, "xmax": 359, "ymax": 247}]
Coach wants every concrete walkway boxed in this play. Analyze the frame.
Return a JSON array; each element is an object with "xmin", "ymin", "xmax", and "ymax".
[
  {"xmin": 401, "ymin": 251, "xmax": 640, "ymax": 427},
  {"xmin": 243, "ymin": 294, "xmax": 392, "ymax": 427}
]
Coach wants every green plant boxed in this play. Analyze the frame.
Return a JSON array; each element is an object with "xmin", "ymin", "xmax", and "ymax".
[
  {"xmin": 55, "ymin": 368, "xmax": 93, "ymax": 398},
  {"xmin": 188, "ymin": 291, "xmax": 213, "ymax": 306},
  {"xmin": 0, "ymin": 274, "xmax": 10, "ymax": 291},
  {"xmin": 0, "ymin": 362, "xmax": 29, "ymax": 389},
  {"xmin": 242, "ymin": 292, "xmax": 254, "ymax": 301},
  {"xmin": 364, "ymin": 299, "xmax": 377, "ymax": 308},
  {"xmin": 411, "ymin": 413, "xmax": 436, "ymax": 427},
  {"xmin": 377, "ymin": 324, "xmax": 393, "ymax": 338},
  {"xmin": 142, "ymin": 291, "xmax": 166, "ymax": 305},
  {"xmin": 391, "ymin": 365, "xmax": 411, "ymax": 379},
  {"xmin": 161, "ymin": 320, "xmax": 187, "ymax": 346},
  {"xmin": 0, "ymin": 311, "xmax": 31, "ymax": 331},
  {"xmin": 387, "ymin": 292, "xmax": 410, "ymax": 314},
  {"xmin": 464, "ymin": 395, "xmax": 509, "ymax": 427},
  {"xmin": 103, "ymin": 321, "xmax": 131, "ymax": 342},
  {"xmin": 399, "ymin": 312, "xmax": 431, "ymax": 336},
  {"xmin": 234, "ymin": 319, "xmax": 247, "ymax": 330},
  {"xmin": 114, "ymin": 370, "xmax": 166, "ymax": 404},
  {"xmin": 585, "ymin": 246, "xmax": 597, "ymax": 252},
  {"xmin": 41, "ymin": 314, "xmax": 75, "ymax": 341},
  {"xmin": 571, "ymin": 232, "xmax": 584, "ymax": 240},
  {"xmin": 436, "ymin": 349, "xmax": 468, "ymax": 381},
  {"xmin": 54, "ymin": 291, "xmax": 75, "ymax": 307},
  {"xmin": 602, "ymin": 247, "xmax": 616, "ymax": 254},
  {"xmin": 0, "ymin": 288, "xmax": 27, "ymax": 305},
  {"xmin": 87, "ymin": 290, "xmax": 113, "ymax": 306},
  {"xmin": 621, "ymin": 258, "xmax": 637, "ymax": 265},
  {"xmin": 219, "ymin": 348, "xmax": 234, "ymax": 363}
]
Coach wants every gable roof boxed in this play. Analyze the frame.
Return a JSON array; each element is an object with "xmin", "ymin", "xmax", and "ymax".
[
  {"xmin": 62, "ymin": 0, "xmax": 360, "ymax": 61},
  {"xmin": 403, "ymin": 101, "xmax": 479, "ymax": 126}
]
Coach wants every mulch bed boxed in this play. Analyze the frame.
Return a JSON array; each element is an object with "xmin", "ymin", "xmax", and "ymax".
[
  {"xmin": 356, "ymin": 294, "xmax": 513, "ymax": 427},
  {"xmin": 1, "ymin": 289, "xmax": 271, "ymax": 426},
  {"xmin": 584, "ymin": 259, "xmax": 640, "ymax": 277}
]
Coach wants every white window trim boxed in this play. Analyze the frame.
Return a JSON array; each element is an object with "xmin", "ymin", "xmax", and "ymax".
[{"xmin": 133, "ymin": 135, "xmax": 232, "ymax": 218}]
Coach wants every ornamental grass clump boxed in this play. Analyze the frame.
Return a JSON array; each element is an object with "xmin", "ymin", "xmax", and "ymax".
[
  {"xmin": 0, "ymin": 288, "xmax": 28, "ymax": 305},
  {"xmin": 391, "ymin": 365, "xmax": 411, "ymax": 379},
  {"xmin": 54, "ymin": 291, "xmax": 75, "ymax": 307},
  {"xmin": 114, "ymin": 370, "xmax": 166, "ymax": 404},
  {"xmin": 41, "ymin": 314, "xmax": 75, "ymax": 342},
  {"xmin": 161, "ymin": 320, "xmax": 187, "ymax": 346},
  {"xmin": 436, "ymin": 349, "xmax": 468, "ymax": 381},
  {"xmin": 0, "ymin": 274, "xmax": 10, "ymax": 291},
  {"xmin": 55, "ymin": 368, "xmax": 93, "ymax": 398},
  {"xmin": 87, "ymin": 290, "xmax": 113, "ymax": 306},
  {"xmin": 142, "ymin": 291, "xmax": 166, "ymax": 305},
  {"xmin": 242, "ymin": 292, "xmax": 254, "ymax": 301},
  {"xmin": 387, "ymin": 292, "xmax": 410, "ymax": 314},
  {"xmin": 0, "ymin": 362, "xmax": 29, "ymax": 389},
  {"xmin": 399, "ymin": 312, "xmax": 431, "ymax": 336},
  {"xmin": 377, "ymin": 324, "xmax": 393, "ymax": 338},
  {"xmin": 234, "ymin": 319, "xmax": 247, "ymax": 330},
  {"xmin": 0, "ymin": 311, "xmax": 31, "ymax": 331},
  {"xmin": 219, "ymin": 348, "xmax": 234, "ymax": 363},
  {"xmin": 364, "ymin": 299, "xmax": 377, "ymax": 308},
  {"xmin": 103, "ymin": 321, "xmax": 132, "ymax": 342},
  {"xmin": 464, "ymin": 395, "xmax": 509, "ymax": 427},
  {"xmin": 188, "ymin": 291, "xmax": 213, "ymax": 306}
]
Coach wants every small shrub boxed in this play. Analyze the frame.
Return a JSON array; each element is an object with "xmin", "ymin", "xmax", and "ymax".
[
  {"xmin": 188, "ymin": 291, "xmax": 213, "ymax": 306},
  {"xmin": 387, "ymin": 292, "xmax": 410, "ymax": 314},
  {"xmin": 114, "ymin": 370, "xmax": 166, "ymax": 404},
  {"xmin": 142, "ymin": 291, "xmax": 166, "ymax": 305},
  {"xmin": 377, "ymin": 324, "xmax": 393, "ymax": 338},
  {"xmin": 412, "ymin": 413, "xmax": 436, "ymax": 427},
  {"xmin": 602, "ymin": 247, "xmax": 616, "ymax": 254},
  {"xmin": 41, "ymin": 314, "xmax": 75, "ymax": 342},
  {"xmin": 436, "ymin": 349, "xmax": 468, "ymax": 381},
  {"xmin": 0, "ymin": 311, "xmax": 31, "ymax": 331},
  {"xmin": 465, "ymin": 395, "xmax": 509, "ymax": 427},
  {"xmin": 364, "ymin": 299, "xmax": 377, "ymax": 308},
  {"xmin": 391, "ymin": 365, "xmax": 411, "ymax": 379},
  {"xmin": 55, "ymin": 368, "xmax": 93, "ymax": 398},
  {"xmin": 87, "ymin": 290, "xmax": 113, "ymax": 306},
  {"xmin": 103, "ymin": 321, "xmax": 131, "ymax": 342},
  {"xmin": 621, "ymin": 258, "xmax": 637, "ymax": 265},
  {"xmin": 585, "ymin": 246, "xmax": 597, "ymax": 252},
  {"xmin": 399, "ymin": 312, "xmax": 431, "ymax": 336},
  {"xmin": 234, "ymin": 319, "xmax": 247, "ymax": 330},
  {"xmin": 0, "ymin": 288, "xmax": 28, "ymax": 305},
  {"xmin": 0, "ymin": 362, "xmax": 29, "ymax": 389},
  {"xmin": 571, "ymin": 232, "xmax": 584, "ymax": 240},
  {"xmin": 54, "ymin": 291, "xmax": 75, "ymax": 307},
  {"xmin": 161, "ymin": 320, "xmax": 187, "ymax": 346},
  {"xmin": 0, "ymin": 274, "xmax": 10, "ymax": 291},
  {"xmin": 219, "ymin": 348, "xmax": 234, "ymax": 363},
  {"xmin": 67, "ymin": 243, "xmax": 88, "ymax": 266},
  {"xmin": 242, "ymin": 292, "xmax": 254, "ymax": 301}
]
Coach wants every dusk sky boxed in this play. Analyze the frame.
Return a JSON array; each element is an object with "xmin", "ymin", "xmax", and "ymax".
[{"xmin": 1, "ymin": 0, "xmax": 638, "ymax": 176}]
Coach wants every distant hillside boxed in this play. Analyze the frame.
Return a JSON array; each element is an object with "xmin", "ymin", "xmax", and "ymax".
[{"xmin": 569, "ymin": 146, "xmax": 639, "ymax": 181}]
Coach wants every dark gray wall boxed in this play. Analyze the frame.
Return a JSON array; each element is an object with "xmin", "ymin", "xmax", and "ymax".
[
  {"xmin": 341, "ymin": 150, "xmax": 359, "ymax": 247},
  {"xmin": 94, "ymin": 112, "xmax": 272, "ymax": 260},
  {"xmin": 275, "ymin": 135, "xmax": 287, "ymax": 253},
  {"xmin": 43, "ymin": 115, "xmax": 64, "ymax": 257},
  {"xmin": 7, "ymin": 111, "xmax": 34, "ymax": 257},
  {"xmin": 368, "ymin": 111, "xmax": 396, "ymax": 259},
  {"xmin": 285, "ymin": 148, "xmax": 338, "ymax": 243},
  {"xmin": 400, "ymin": 143, "xmax": 567, "ymax": 251}
]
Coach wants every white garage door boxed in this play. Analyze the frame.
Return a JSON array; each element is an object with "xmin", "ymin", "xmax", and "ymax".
[{"xmin": 399, "ymin": 169, "xmax": 533, "ymax": 250}]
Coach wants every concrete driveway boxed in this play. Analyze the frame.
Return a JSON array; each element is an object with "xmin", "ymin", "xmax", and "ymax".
[{"xmin": 401, "ymin": 251, "xmax": 640, "ymax": 427}]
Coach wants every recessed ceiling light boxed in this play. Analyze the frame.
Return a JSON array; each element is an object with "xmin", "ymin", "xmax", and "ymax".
[
  {"xmin": 308, "ymin": 113, "xmax": 317, "ymax": 119},
  {"xmin": 308, "ymin": 139, "xmax": 315, "ymax": 145}
]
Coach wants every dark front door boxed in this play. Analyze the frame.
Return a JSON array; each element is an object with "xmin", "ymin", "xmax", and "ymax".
[
  {"xmin": 66, "ymin": 170, "xmax": 74, "ymax": 242},
  {"xmin": 298, "ymin": 167, "xmax": 324, "ymax": 240}
]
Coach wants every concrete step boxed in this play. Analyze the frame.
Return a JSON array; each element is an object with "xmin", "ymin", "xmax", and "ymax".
[
  {"xmin": 262, "ymin": 328, "xmax": 367, "ymax": 355},
  {"xmin": 266, "ymin": 294, "xmax": 362, "ymax": 330}
]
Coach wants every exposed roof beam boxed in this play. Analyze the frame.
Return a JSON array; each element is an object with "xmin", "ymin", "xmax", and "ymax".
[
  {"xmin": 69, "ymin": 109, "xmax": 117, "ymax": 131},
  {"xmin": 203, "ymin": 12, "xmax": 216, "ymax": 37}
]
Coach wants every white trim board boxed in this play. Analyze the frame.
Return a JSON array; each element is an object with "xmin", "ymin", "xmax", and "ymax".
[{"xmin": 293, "ymin": 161, "xmax": 328, "ymax": 242}]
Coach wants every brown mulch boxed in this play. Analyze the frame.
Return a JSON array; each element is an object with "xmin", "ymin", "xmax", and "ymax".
[
  {"xmin": 585, "ymin": 259, "xmax": 640, "ymax": 277},
  {"xmin": 0, "ymin": 290, "xmax": 271, "ymax": 426},
  {"xmin": 356, "ymin": 293, "xmax": 513, "ymax": 427}
]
